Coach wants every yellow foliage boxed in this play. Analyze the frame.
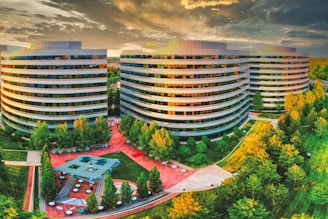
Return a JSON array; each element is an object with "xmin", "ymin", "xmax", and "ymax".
[
  {"xmin": 304, "ymin": 90, "xmax": 316, "ymax": 105},
  {"xmin": 313, "ymin": 80, "xmax": 325, "ymax": 99},
  {"xmin": 151, "ymin": 128, "xmax": 173, "ymax": 148},
  {"xmin": 290, "ymin": 110, "xmax": 300, "ymax": 121},
  {"xmin": 290, "ymin": 213, "xmax": 314, "ymax": 219},
  {"xmin": 282, "ymin": 144, "xmax": 299, "ymax": 158},
  {"xmin": 320, "ymin": 108, "xmax": 327, "ymax": 115},
  {"xmin": 222, "ymin": 121, "xmax": 272, "ymax": 172},
  {"xmin": 169, "ymin": 192, "xmax": 202, "ymax": 219},
  {"xmin": 4, "ymin": 207, "xmax": 18, "ymax": 219},
  {"xmin": 296, "ymin": 93, "xmax": 305, "ymax": 110},
  {"xmin": 284, "ymin": 93, "xmax": 298, "ymax": 112},
  {"xmin": 269, "ymin": 134, "xmax": 282, "ymax": 148}
]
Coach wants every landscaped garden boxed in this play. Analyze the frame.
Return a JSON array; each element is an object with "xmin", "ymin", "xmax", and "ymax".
[
  {"xmin": 218, "ymin": 120, "xmax": 272, "ymax": 172},
  {"xmin": 7, "ymin": 165, "xmax": 29, "ymax": 201},
  {"xmin": 101, "ymin": 152, "xmax": 150, "ymax": 182},
  {"xmin": 1, "ymin": 149, "xmax": 27, "ymax": 161}
]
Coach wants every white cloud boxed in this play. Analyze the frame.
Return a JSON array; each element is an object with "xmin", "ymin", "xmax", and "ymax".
[{"xmin": 180, "ymin": 0, "xmax": 239, "ymax": 10}]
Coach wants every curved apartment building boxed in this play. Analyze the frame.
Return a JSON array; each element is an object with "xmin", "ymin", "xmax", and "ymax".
[
  {"xmin": 1, "ymin": 41, "xmax": 107, "ymax": 133},
  {"xmin": 120, "ymin": 40, "xmax": 250, "ymax": 140},
  {"xmin": 250, "ymin": 47, "xmax": 309, "ymax": 112}
]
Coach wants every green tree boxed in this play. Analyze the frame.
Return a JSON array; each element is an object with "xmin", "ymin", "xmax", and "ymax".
[
  {"xmin": 309, "ymin": 182, "xmax": 328, "ymax": 204},
  {"xmin": 186, "ymin": 137, "xmax": 196, "ymax": 148},
  {"xmin": 276, "ymin": 103, "xmax": 282, "ymax": 113},
  {"xmin": 119, "ymin": 114, "xmax": 135, "ymax": 135},
  {"xmin": 101, "ymin": 172, "xmax": 117, "ymax": 209},
  {"xmin": 128, "ymin": 119, "xmax": 144, "ymax": 145},
  {"xmin": 0, "ymin": 195, "xmax": 19, "ymax": 219},
  {"xmin": 74, "ymin": 116, "xmax": 94, "ymax": 148},
  {"xmin": 179, "ymin": 145, "xmax": 191, "ymax": 160},
  {"xmin": 136, "ymin": 172, "xmax": 149, "ymax": 198},
  {"xmin": 246, "ymin": 174, "xmax": 262, "ymax": 200},
  {"xmin": 314, "ymin": 116, "xmax": 328, "ymax": 139},
  {"xmin": 190, "ymin": 153, "xmax": 207, "ymax": 165},
  {"xmin": 149, "ymin": 127, "xmax": 174, "ymax": 161},
  {"xmin": 255, "ymin": 159, "xmax": 281, "ymax": 185},
  {"xmin": 201, "ymin": 135, "xmax": 211, "ymax": 147},
  {"xmin": 30, "ymin": 121, "xmax": 51, "ymax": 149},
  {"xmin": 94, "ymin": 116, "xmax": 110, "ymax": 144},
  {"xmin": 216, "ymin": 139, "xmax": 228, "ymax": 153},
  {"xmin": 40, "ymin": 155, "xmax": 57, "ymax": 200},
  {"xmin": 265, "ymin": 183, "xmax": 288, "ymax": 206},
  {"xmin": 121, "ymin": 180, "xmax": 133, "ymax": 204},
  {"xmin": 149, "ymin": 166, "xmax": 162, "ymax": 193},
  {"xmin": 55, "ymin": 122, "xmax": 73, "ymax": 149},
  {"xmin": 286, "ymin": 164, "xmax": 306, "ymax": 190},
  {"xmin": 86, "ymin": 191, "xmax": 98, "ymax": 213},
  {"xmin": 306, "ymin": 107, "xmax": 318, "ymax": 132},
  {"xmin": 196, "ymin": 141, "xmax": 208, "ymax": 153},
  {"xmin": 228, "ymin": 197, "xmax": 269, "ymax": 219},
  {"xmin": 138, "ymin": 122, "xmax": 159, "ymax": 154},
  {"xmin": 278, "ymin": 144, "xmax": 304, "ymax": 171},
  {"xmin": 253, "ymin": 91, "xmax": 264, "ymax": 112}
]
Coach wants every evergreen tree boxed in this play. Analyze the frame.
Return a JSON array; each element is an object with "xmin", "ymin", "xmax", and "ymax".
[
  {"xmin": 101, "ymin": 172, "xmax": 117, "ymax": 209},
  {"xmin": 148, "ymin": 166, "xmax": 162, "ymax": 193},
  {"xmin": 252, "ymin": 91, "xmax": 264, "ymax": 112},
  {"xmin": 86, "ymin": 191, "xmax": 98, "ymax": 213},
  {"xmin": 119, "ymin": 114, "xmax": 135, "ymax": 135},
  {"xmin": 121, "ymin": 181, "xmax": 133, "ymax": 204},
  {"xmin": 136, "ymin": 172, "xmax": 149, "ymax": 198},
  {"xmin": 40, "ymin": 155, "xmax": 57, "ymax": 200},
  {"xmin": 228, "ymin": 197, "xmax": 269, "ymax": 219}
]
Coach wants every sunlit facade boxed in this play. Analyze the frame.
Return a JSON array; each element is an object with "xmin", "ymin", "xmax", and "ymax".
[
  {"xmin": 250, "ymin": 47, "xmax": 309, "ymax": 112},
  {"xmin": 120, "ymin": 40, "xmax": 250, "ymax": 141},
  {"xmin": 1, "ymin": 41, "xmax": 107, "ymax": 133}
]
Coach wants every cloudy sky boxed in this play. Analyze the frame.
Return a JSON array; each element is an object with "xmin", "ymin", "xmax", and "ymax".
[{"xmin": 0, "ymin": 0, "xmax": 327, "ymax": 56}]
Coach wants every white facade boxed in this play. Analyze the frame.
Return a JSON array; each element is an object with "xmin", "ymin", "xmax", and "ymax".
[
  {"xmin": 120, "ymin": 40, "xmax": 250, "ymax": 141},
  {"xmin": 1, "ymin": 41, "xmax": 107, "ymax": 133},
  {"xmin": 250, "ymin": 47, "xmax": 309, "ymax": 112}
]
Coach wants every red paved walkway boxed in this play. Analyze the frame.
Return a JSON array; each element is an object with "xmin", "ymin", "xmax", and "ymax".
[
  {"xmin": 48, "ymin": 122, "xmax": 193, "ymax": 218},
  {"xmin": 22, "ymin": 166, "xmax": 34, "ymax": 212},
  {"xmin": 50, "ymin": 122, "xmax": 196, "ymax": 190}
]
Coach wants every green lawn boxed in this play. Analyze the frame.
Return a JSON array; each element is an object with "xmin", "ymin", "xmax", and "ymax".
[
  {"xmin": 101, "ymin": 152, "xmax": 149, "ymax": 182},
  {"xmin": 1, "ymin": 150, "xmax": 27, "ymax": 161},
  {"xmin": 6, "ymin": 166, "xmax": 29, "ymax": 205},
  {"xmin": 274, "ymin": 135, "xmax": 328, "ymax": 218},
  {"xmin": 0, "ymin": 129, "xmax": 19, "ymax": 149}
]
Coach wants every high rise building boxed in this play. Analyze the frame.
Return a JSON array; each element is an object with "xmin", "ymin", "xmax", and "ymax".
[
  {"xmin": 250, "ymin": 47, "xmax": 309, "ymax": 112},
  {"xmin": 1, "ymin": 41, "xmax": 107, "ymax": 133},
  {"xmin": 120, "ymin": 40, "xmax": 250, "ymax": 141}
]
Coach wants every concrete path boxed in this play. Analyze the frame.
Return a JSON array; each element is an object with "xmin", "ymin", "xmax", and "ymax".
[{"xmin": 166, "ymin": 164, "xmax": 232, "ymax": 192}]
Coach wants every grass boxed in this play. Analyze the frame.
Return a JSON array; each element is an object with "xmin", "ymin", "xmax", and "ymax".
[
  {"xmin": 122, "ymin": 198, "xmax": 172, "ymax": 219},
  {"xmin": 258, "ymin": 113, "xmax": 282, "ymax": 119},
  {"xmin": 177, "ymin": 120, "xmax": 256, "ymax": 168},
  {"xmin": 218, "ymin": 120, "xmax": 272, "ymax": 172},
  {"xmin": 0, "ymin": 129, "xmax": 20, "ymax": 149},
  {"xmin": 273, "ymin": 134, "xmax": 328, "ymax": 218},
  {"xmin": 101, "ymin": 152, "xmax": 150, "ymax": 182},
  {"xmin": 1, "ymin": 150, "xmax": 27, "ymax": 161},
  {"xmin": 34, "ymin": 167, "xmax": 39, "ymax": 210},
  {"xmin": 7, "ymin": 165, "xmax": 29, "ymax": 206}
]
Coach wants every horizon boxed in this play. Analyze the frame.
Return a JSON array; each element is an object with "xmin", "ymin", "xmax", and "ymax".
[{"xmin": 0, "ymin": 0, "xmax": 327, "ymax": 57}]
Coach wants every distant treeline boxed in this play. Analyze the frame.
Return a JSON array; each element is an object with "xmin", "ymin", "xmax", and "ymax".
[{"xmin": 309, "ymin": 57, "xmax": 328, "ymax": 81}]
